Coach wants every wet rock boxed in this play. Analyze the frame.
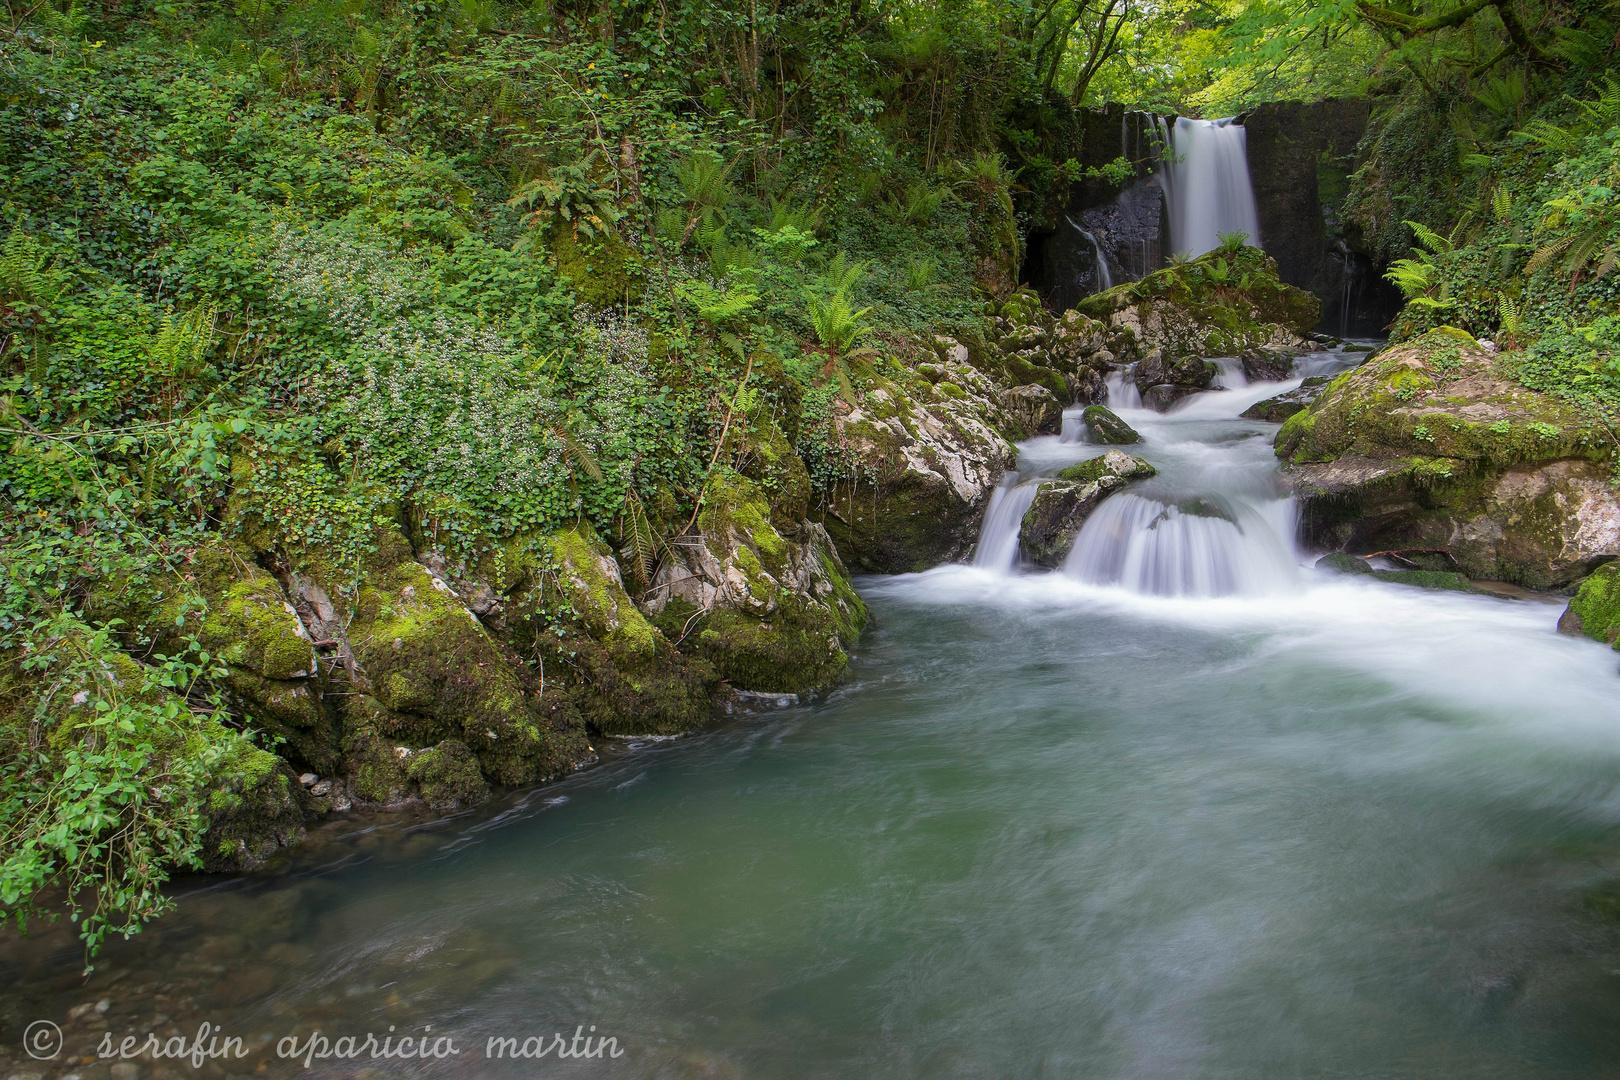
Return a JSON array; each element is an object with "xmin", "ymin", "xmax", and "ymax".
[
  {"xmin": 1000, "ymin": 383, "xmax": 1063, "ymax": 436},
  {"xmin": 1316, "ymin": 551, "xmax": 1480, "ymax": 592},
  {"xmin": 1081, "ymin": 405, "xmax": 1140, "ymax": 444},
  {"xmin": 1141, "ymin": 384, "xmax": 1203, "ymax": 412},
  {"xmin": 1240, "ymin": 346, "xmax": 1295, "ymax": 382},
  {"xmin": 1019, "ymin": 452, "xmax": 1158, "ymax": 567},
  {"xmin": 1316, "ymin": 552, "xmax": 1373, "ymax": 574},
  {"xmin": 818, "ymin": 349, "xmax": 1016, "ymax": 572},
  {"xmin": 1561, "ymin": 562, "xmax": 1620, "ymax": 646},
  {"xmin": 1241, "ymin": 376, "xmax": 1328, "ymax": 422},
  {"xmin": 1280, "ymin": 328, "xmax": 1618, "ymax": 587}
]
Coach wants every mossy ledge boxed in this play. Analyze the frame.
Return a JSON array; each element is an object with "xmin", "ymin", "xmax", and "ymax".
[{"xmin": 1279, "ymin": 330, "xmax": 1620, "ymax": 588}]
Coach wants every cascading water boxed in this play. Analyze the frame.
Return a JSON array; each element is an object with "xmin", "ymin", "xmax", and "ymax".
[
  {"xmin": 1159, "ymin": 116, "xmax": 1262, "ymax": 260},
  {"xmin": 973, "ymin": 474, "xmax": 1041, "ymax": 571},
  {"xmin": 1061, "ymin": 493, "xmax": 1299, "ymax": 597}
]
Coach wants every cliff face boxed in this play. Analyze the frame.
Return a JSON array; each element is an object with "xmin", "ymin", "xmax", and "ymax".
[{"xmin": 1023, "ymin": 99, "xmax": 1403, "ymax": 336}]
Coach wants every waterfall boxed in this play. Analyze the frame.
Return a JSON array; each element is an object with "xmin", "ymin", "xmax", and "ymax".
[
  {"xmin": 1159, "ymin": 117, "xmax": 1262, "ymax": 260},
  {"xmin": 973, "ymin": 475, "xmax": 1041, "ymax": 571},
  {"xmin": 1061, "ymin": 493, "xmax": 1299, "ymax": 597},
  {"xmin": 1062, "ymin": 216, "xmax": 1113, "ymax": 297},
  {"xmin": 1105, "ymin": 368, "xmax": 1142, "ymax": 411}
]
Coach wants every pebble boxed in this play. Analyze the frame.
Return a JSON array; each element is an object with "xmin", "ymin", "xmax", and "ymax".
[
  {"xmin": 297, "ymin": 774, "xmax": 317, "ymax": 787},
  {"xmin": 310, "ymin": 780, "xmax": 332, "ymax": 797}
]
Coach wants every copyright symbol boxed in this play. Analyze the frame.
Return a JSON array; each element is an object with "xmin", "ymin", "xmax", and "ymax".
[{"xmin": 24, "ymin": 1020, "xmax": 62, "ymax": 1060}]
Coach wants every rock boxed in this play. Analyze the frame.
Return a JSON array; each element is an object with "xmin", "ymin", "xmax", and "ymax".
[
  {"xmin": 1241, "ymin": 376, "xmax": 1328, "ymax": 422},
  {"xmin": 1561, "ymin": 562, "xmax": 1620, "ymax": 646},
  {"xmin": 406, "ymin": 739, "xmax": 491, "ymax": 809},
  {"xmin": 1280, "ymin": 329, "xmax": 1618, "ymax": 587},
  {"xmin": 298, "ymin": 772, "xmax": 317, "ymax": 786},
  {"xmin": 1316, "ymin": 551, "xmax": 1480, "ymax": 592},
  {"xmin": 1057, "ymin": 450, "xmax": 1157, "ymax": 484},
  {"xmin": 347, "ymin": 560, "xmax": 590, "ymax": 786},
  {"xmin": 1019, "ymin": 452, "xmax": 1156, "ymax": 567},
  {"xmin": 1240, "ymin": 346, "xmax": 1295, "ymax": 382},
  {"xmin": 1000, "ymin": 383, "xmax": 1063, "ymax": 436},
  {"xmin": 309, "ymin": 779, "xmax": 332, "ymax": 797},
  {"xmin": 648, "ymin": 472, "xmax": 867, "ymax": 694},
  {"xmin": 1316, "ymin": 552, "xmax": 1373, "ymax": 574},
  {"xmin": 1141, "ymin": 384, "xmax": 1203, "ymax": 412},
  {"xmin": 817, "ymin": 353, "xmax": 1017, "ymax": 572},
  {"xmin": 1080, "ymin": 405, "xmax": 1140, "ymax": 444},
  {"xmin": 1078, "ymin": 246, "xmax": 1321, "ymax": 359}
]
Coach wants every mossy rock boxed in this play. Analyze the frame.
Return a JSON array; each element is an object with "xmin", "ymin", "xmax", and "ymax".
[
  {"xmin": 351, "ymin": 561, "xmax": 589, "ymax": 786},
  {"xmin": 202, "ymin": 738, "xmax": 310, "ymax": 872},
  {"xmin": 1081, "ymin": 405, "xmax": 1141, "ymax": 445},
  {"xmin": 407, "ymin": 739, "xmax": 491, "ymax": 810},
  {"xmin": 1057, "ymin": 451, "xmax": 1156, "ymax": 485},
  {"xmin": 551, "ymin": 226, "xmax": 643, "ymax": 307},
  {"xmin": 1562, "ymin": 562, "xmax": 1620, "ymax": 646}
]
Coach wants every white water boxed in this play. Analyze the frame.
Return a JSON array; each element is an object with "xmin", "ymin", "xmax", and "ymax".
[
  {"xmin": 1160, "ymin": 116, "xmax": 1262, "ymax": 259},
  {"xmin": 1016, "ymin": 348, "xmax": 1373, "ymax": 597},
  {"xmin": 973, "ymin": 473, "xmax": 1042, "ymax": 571}
]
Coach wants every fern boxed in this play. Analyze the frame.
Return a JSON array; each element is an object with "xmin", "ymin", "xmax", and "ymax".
[
  {"xmin": 1513, "ymin": 119, "xmax": 1580, "ymax": 155},
  {"xmin": 1475, "ymin": 69, "xmax": 1525, "ymax": 117},
  {"xmin": 1404, "ymin": 220, "xmax": 1452, "ymax": 254},
  {"xmin": 1491, "ymin": 186, "xmax": 1512, "ymax": 224},
  {"xmin": 1497, "ymin": 294, "xmax": 1521, "ymax": 335},
  {"xmin": 0, "ymin": 226, "xmax": 67, "ymax": 313}
]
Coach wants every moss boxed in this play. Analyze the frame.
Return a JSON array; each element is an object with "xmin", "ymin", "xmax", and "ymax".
[
  {"xmin": 1057, "ymin": 452, "xmax": 1156, "ymax": 484},
  {"xmin": 551, "ymin": 227, "xmax": 643, "ymax": 307},
  {"xmin": 407, "ymin": 739, "xmax": 491, "ymax": 809},
  {"xmin": 1568, "ymin": 563, "xmax": 1620, "ymax": 646},
  {"xmin": 1371, "ymin": 569, "xmax": 1482, "ymax": 592},
  {"xmin": 200, "ymin": 733, "xmax": 309, "ymax": 872},
  {"xmin": 351, "ymin": 561, "xmax": 590, "ymax": 786}
]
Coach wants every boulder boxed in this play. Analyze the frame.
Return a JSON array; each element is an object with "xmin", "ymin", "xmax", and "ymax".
[
  {"xmin": 1240, "ymin": 346, "xmax": 1296, "ymax": 382},
  {"xmin": 817, "ymin": 352, "xmax": 1017, "ymax": 572},
  {"xmin": 1000, "ymin": 383, "xmax": 1064, "ymax": 436},
  {"xmin": 1315, "ymin": 552, "xmax": 1482, "ymax": 593},
  {"xmin": 1279, "ymin": 328, "xmax": 1618, "ymax": 587},
  {"xmin": 1081, "ymin": 405, "xmax": 1140, "ymax": 444},
  {"xmin": 1078, "ymin": 246, "xmax": 1321, "ymax": 360},
  {"xmin": 1019, "ymin": 452, "xmax": 1158, "ymax": 567},
  {"xmin": 1241, "ymin": 376, "xmax": 1328, "ymax": 422},
  {"xmin": 1559, "ymin": 562, "xmax": 1620, "ymax": 645},
  {"xmin": 1142, "ymin": 384, "xmax": 1203, "ymax": 412}
]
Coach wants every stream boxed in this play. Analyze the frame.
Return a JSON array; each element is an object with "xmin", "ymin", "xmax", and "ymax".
[{"xmin": 5, "ymin": 356, "xmax": 1620, "ymax": 1078}]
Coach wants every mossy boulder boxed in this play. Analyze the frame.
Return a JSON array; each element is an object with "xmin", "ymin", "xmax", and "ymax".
[
  {"xmin": 1560, "ymin": 562, "xmax": 1620, "ymax": 645},
  {"xmin": 1241, "ymin": 376, "xmax": 1328, "ymax": 422},
  {"xmin": 1077, "ymin": 246, "xmax": 1320, "ymax": 359},
  {"xmin": 349, "ymin": 560, "xmax": 590, "ymax": 786},
  {"xmin": 648, "ymin": 472, "xmax": 867, "ymax": 693},
  {"xmin": 818, "ymin": 367, "xmax": 1017, "ymax": 573},
  {"xmin": 1020, "ymin": 453, "xmax": 1157, "ymax": 567},
  {"xmin": 406, "ymin": 739, "xmax": 491, "ymax": 810},
  {"xmin": 88, "ymin": 541, "xmax": 341, "ymax": 774},
  {"xmin": 1315, "ymin": 553, "xmax": 1482, "ymax": 593},
  {"xmin": 980, "ymin": 295, "xmax": 1116, "ymax": 409},
  {"xmin": 1000, "ymin": 383, "xmax": 1064, "ymax": 436},
  {"xmin": 1280, "ymin": 329, "xmax": 1618, "ymax": 587},
  {"xmin": 539, "ymin": 527, "xmax": 716, "ymax": 736},
  {"xmin": 1081, "ymin": 405, "xmax": 1140, "ymax": 444}
]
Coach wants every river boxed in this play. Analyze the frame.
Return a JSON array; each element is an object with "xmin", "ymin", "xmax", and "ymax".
[{"xmin": 5, "ymin": 356, "xmax": 1620, "ymax": 1078}]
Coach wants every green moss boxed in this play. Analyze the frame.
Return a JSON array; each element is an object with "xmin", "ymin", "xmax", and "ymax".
[
  {"xmin": 407, "ymin": 739, "xmax": 491, "ymax": 809},
  {"xmin": 1568, "ymin": 563, "xmax": 1620, "ymax": 646},
  {"xmin": 551, "ymin": 227, "xmax": 642, "ymax": 307}
]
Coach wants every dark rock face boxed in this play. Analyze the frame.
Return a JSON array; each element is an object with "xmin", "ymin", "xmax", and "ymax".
[
  {"xmin": 1241, "ymin": 376, "xmax": 1328, "ymax": 422},
  {"xmin": 1081, "ymin": 405, "xmax": 1140, "ymax": 444},
  {"xmin": 1242, "ymin": 99, "xmax": 1403, "ymax": 336},
  {"xmin": 1240, "ymin": 346, "xmax": 1295, "ymax": 382},
  {"xmin": 1142, "ymin": 384, "xmax": 1203, "ymax": 412}
]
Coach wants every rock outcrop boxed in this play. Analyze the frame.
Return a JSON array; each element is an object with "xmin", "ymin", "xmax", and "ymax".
[
  {"xmin": 1019, "ymin": 452, "xmax": 1157, "ymax": 567},
  {"xmin": 817, "ymin": 341, "xmax": 1018, "ymax": 573},
  {"xmin": 1077, "ymin": 246, "xmax": 1322, "ymax": 361},
  {"xmin": 1242, "ymin": 376, "xmax": 1329, "ymax": 422},
  {"xmin": 1560, "ymin": 562, "xmax": 1620, "ymax": 644},
  {"xmin": 1279, "ymin": 328, "xmax": 1619, "ymax": 587}
]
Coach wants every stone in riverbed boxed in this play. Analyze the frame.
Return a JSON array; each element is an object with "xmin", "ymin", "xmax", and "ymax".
[
  {"xmin": 1241, "ymin": 376, "xmax": 1328, "ymax": 422},
  {"xmin": 1315, "ymin": 552, "xmax": 1481, "ymax": 592},
  {"xmin": 1080, "ymin": 405, "xmax": 1140, "ymax": 444},
  {"xmin": 1020, "ymin": 452, "xmax": 1158, "ymax": 567},
  {"xmin": 1559, "ymin": 562, "xmax": 1620, "ymax": 645},
  {"xmin": 1141, "ymin": 384, "xmax": 1203, "ymax": 412}
]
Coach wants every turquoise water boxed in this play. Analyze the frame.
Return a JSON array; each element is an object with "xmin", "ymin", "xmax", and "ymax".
[
  {"xmin": 6, "ymin": 570, "xmax": 1620, "ymax": 1078},
  {"xmin": 6, "ymin": 371, "xmax": 1620, "ymax": 1078}
]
